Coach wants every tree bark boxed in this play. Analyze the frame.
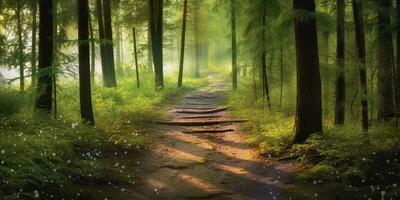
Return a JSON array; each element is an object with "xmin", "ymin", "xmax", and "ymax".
[
  {"xmin": 376, "ymin": 0, "xmax": 395, "ymax": 120},
  {"xmin": 396, "ymin": 0, "xmax": 400, "ymax": 117},
  {"xmin": 31, "ymin": 0, "xmax": 38, "ymax": 87},
  {"xmin": 16, "ymin": 1, "xmax": 24, "ymax": 92},
  {"xmin": 102, "ymin": 0, "xmax": 117, "ymax": 87},
  {"xmin": 149, "ymin": 0, "xmax": 164, "ymax": 89},
  {"xmin": 147, "ymin": 19, "xmax": 153, "ymax": 72},
  {"xmin": 352, "ymin": 0, "xmax": 369, "ymax": 131},
  {"xmin": 133, "ymin": 27, "xmax": 140, "ymax": 88},
  {"xmin": 89, "ymin": 10, "xmax": 95, "ymax": 84},
  {"xmin": 35, "ymin": 0, "xmax": 53, "ymax": 113},
  {"xmin": 78, "ymin": 0, "xmax": 95, "ymax": 124},
  {"xmin": 96, "ymin": 0, "xmax": 108, "ymax": 87},
  {"xmin": 293, "ymin": 0, "xmax": 322, "ymax": 144},
  {"xmin": 177, "ymin": 0, "xmax": 188, "ymax": 87},
  {"xmin": 261, "ymin": 12, "xmax": 271, "ymax": 109},
  {"xmin": 194, "ymin": 2, "xmax": 200, "ymax": 78},
  {"xmin": 334, "ymin": 0, "xmax": 346, "ymax": 125},
  {"xmin": 231, "ymin": 0, "xmax": 237, "ymax": 90}
]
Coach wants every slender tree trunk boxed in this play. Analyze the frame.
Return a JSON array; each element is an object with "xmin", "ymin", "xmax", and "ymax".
[
  {"xmin": 115, "ymin": 0, "xmax": 122, "ymax": 75},
  {"xmin": 78, "ymin": 0, "xmax": 95, "ymax": 124},
  {"xmin": 352, "ymin": 0, "xmax": 369, "ymax": 131},
  {"xmin": 31, "ymin": 1, "xmax": 38, "ymax": 87},
  {"xmin": 133, "ymin": 27, "xmax": 140, "ymax": 88},
  {"xmin": 16, "ymin": 2, "xmax": 24, "ymax": 92},
  {"xmin": 52, "ymin": 0, "xmax": 58, "ymax": 119},
  {"xmin": 231, "ymin": 0, "xmax": 237, "ymax": 90},
  {"xmin": 149, "ymin": 0, "xmax": 164, "ymax": 89},
  {"xmin": 177, "ymin": 0, "xmax": 188, "ymax": 87},
  {"xmin": 322, "ymin": 31, "xmax": 330, "ymax": 65},
  {"xmin": 280, "ymin": 39, "xmax": 283, "ymax": 108},
  {"xmin": 194, "ymin": 5, "xmax": 200, "ymax": 78},
  {"xmin": 396, "ymin": 0, "xmax": 400, "ymax": 118},
  {"xmin": 147, "ymin": 20, "xmax": 153, "ymax": 72},
  {"xmin": 376, "ymin": 0, "xmax": 394, "ymax": 120},
  {"xmin": 103, "ymin": 0, "xmax": 117, "ymax": 87},
  {"xmin": 335, "ymin": 0, "xmax": 346, "ymax": 125},
  {"xmin": 96, "ymin": 0, "xmax": 108, "ymax": 87},
  {"xmin": 35, "ymin": 0, "xmax": 53, "ymax": 113},
  {"xmin": 89, "ymin": 11, "xmax": 95, "ymax": 84},
  {"xmin": 261, "ymin": 13, "xmax": 271, "ymax": 109},
  {"xmin": 293, "ymin": 0, "xmax": 322, "ymax": 144}
]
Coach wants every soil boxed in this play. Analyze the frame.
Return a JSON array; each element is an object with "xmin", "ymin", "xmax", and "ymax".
[{"xmin": 109, "ymin": 77, "xmax": 295, "ymax": 200}]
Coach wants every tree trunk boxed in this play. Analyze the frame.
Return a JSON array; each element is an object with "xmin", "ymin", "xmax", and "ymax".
[
  {"xmin": 78, "ymin": 0, "xmax": 95, "ymax": 124},
  {"xmin": 149, "ymin": 0, "xmax": 164, "ymax": 89},
  {"xmin": 396, "ymin": 0, "xmax": 400, "ymax": 117},
  {"xmin": 261, "ymin": 13, "xmax": 271, "ymax": 109},
  {"xmin": 334, "ymin": 0, "xmax": 346, "ymax": 125},
  {"xmin": 376, "ymin": 0, "xmax": 395, "ymax": 120},
  {"xmin": 115, "ymin": 0, "xmax": 122, "ymax": 75},
  {"xmin": 279, "ymin": 39, "xmax": 283, "ymax": 108},
  {"xmin": 293, "ymin": 0, "xmax": 322, "ymax": 144},
  {"xmin": 31, "ymin": 0, "xmax": 38, "ymax": 87},
  {"xmin": 52, "ymin": 0, "xmax": 58, "ymax": 119},
  {"xmin": 35, "ymin": 0, "xmax": 53, "ymax": 113},
  {"xmin": 147, "ymin": 19, "xmax": 153, "ymax": 72},
  {"xmin": 96, "ymin": 0, "xmax": 108, "ymax": 87},
  {"xmin": 177, "ymin": 0, "xmax": 188, "ymax": 87},
  {"xmin": 352, "ymin": 0, "xmax": 369, "ymax": 131},
  {"xmin": 102, "ymin": 0, "xmax": 117, "ymax": 87},
  {"xmin": 16, "ymin": 2, "xmax": 24, "ymax": 92},
  {"xmin": 89, "ymin": 10, "xmax": 95, "ymax": 84},
  {"xmin": 133, "ymin": 27, "xmax": 140, "ymax": 88},
  {"xmin": 231, "ymin": 0, "xmax": 237, "ymax": 90},
  {"xmin": 194, "ymin": 5, "xmax": 200, "ymax": 78}
]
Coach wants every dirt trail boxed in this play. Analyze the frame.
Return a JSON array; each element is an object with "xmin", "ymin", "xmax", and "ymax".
[{"xmin": 116, "ymin": 77, "xmax": 293, "ymax": 200}]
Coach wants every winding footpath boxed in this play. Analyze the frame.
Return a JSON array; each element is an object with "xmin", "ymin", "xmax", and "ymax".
[{"xmin": 115, "ymin": 77, "xmax": 294, "ymax": 200}]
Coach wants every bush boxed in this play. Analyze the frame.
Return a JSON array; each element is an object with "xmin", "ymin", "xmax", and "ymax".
[{"xmin": 0, "ymin": 89, "xmax": 24, "ymax": 117}]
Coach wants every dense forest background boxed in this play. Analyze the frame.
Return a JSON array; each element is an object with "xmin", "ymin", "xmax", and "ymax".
[{"xmin": 0, "ymin": 0, "xmax": 400, "ymax": 199}]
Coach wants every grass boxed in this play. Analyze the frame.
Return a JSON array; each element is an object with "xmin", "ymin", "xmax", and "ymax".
[
  {"xmin": 226, "ymin": 78, "xmax": 400, "ymax": 200},
  {"xmin": 0, "ymin": 72, "xmax": 208, "ymax": 199}
]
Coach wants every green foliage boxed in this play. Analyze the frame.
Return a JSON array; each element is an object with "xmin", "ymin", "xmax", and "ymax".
[
  {"xmin": 0, "ymin": 114, "xmax": 145, "ymax": 199},
  {"xmin": 227, "ymin": 78, "xmax": 400, "ymax": 199},
  {"xmin": 0, "ymin": 73, "xmax": 208, "ymax": 199},
  {"xmin": 0, "ymin": 89, "xmax": 24, "ymax": 117}
]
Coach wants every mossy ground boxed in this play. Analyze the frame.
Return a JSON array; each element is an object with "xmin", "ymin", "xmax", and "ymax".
[
  {"xmin": 226, "ymin": 78, "xmax": 400, "ymax": 199},
  {"xmin": 0, "ymin": 72, "xmax": 208, "ymax": 199}
]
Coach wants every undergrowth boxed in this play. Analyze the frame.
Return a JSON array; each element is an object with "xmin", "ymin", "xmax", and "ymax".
[
  {"xmin": 0, "ymin": 72, "xmax": 207, "ymax": 199},
  {"xmin": 226, "ymin": 79, "xmax": 400, "ymax": 199}
]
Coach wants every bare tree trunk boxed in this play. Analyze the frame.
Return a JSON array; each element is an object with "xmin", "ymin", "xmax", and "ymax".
[
  {"xmin": 78, "ymin": 0, "xmax": 95, "ymax": 124},
  {"xmin": 133, "ymin": 27, "xmax": 140, "ymax": 88},
  {"xmin": 89, "ymin": 11, "xmax": 95, "ymax": 84},
  {"xmin": 96, "ymin": 0, "xmax": 108, "ymax": 86},
  {"xmin": 396, "ymin": 0, "xmax": 400, "ymax": 120},
  {"xmin": 35, "ymin": 0, "xmax": 53, "ymax": 113},
  {"xmin": 147, "ymin": 20, "xmax": 153, "ymax": 72},
  {"xmin": 261, "ymin": 13, "xmax": 271, "ymax": 109},
  {"xmin": 16, "ymin": 1, "xmax": 24, "ymax": 92},
  {"xmin": 334, "ymin": 0, "xmax": 346, "ymax": 125},
  {"xmin": 149, "ymin": 0, "xmax": 164, "ymax": 89},
  {"xmin": 376, "ymin": 0, "xmax": 395, "ymax": 120},
  {"xmin": 231, "ymin": 0, "xmax": 237, "ymax": 90},
  {"xmin": 52, "ymin": 0, "xmax": 58, "ymax": 119},
  {"xmin": 177, "ymin": 0, "xmax": 188, "ymax": 87},
  {"xmin": 31, "ymin": 0, "xmax": 38, "ymax": 87},
  {"xmin": 103, "ymin": 0, "xmax": 117, "ymax": 87},
  {"xmin": 280, "ymin": 39, "xmax": 283, "ymax": 108},
  {"xmin": 194, "ymin": 5, "xmax": 200, "ymax": 78},
  {"xmin": 352, "ymin": 0, "xmax": 369, "ymax": 132},
  {"xmin": 293, "ymin": 0, "xmax": 322, "ymax": 144}
]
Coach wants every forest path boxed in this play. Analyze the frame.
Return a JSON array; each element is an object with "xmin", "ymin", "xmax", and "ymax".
[{"xmin": 115, "ymin": 75, "xmax": 293, "ymax": 200}]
